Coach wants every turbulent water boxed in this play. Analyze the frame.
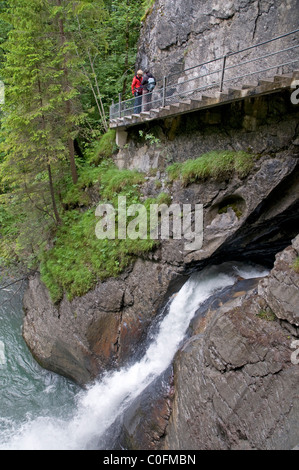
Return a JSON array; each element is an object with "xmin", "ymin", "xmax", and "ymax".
[
  {"xmin": 0, "ymin": 263, "xmax": 269, "ymax": 450},
  {"xmin": 0, "ymin": 279, "xmax": 80, "ymax": 449}
]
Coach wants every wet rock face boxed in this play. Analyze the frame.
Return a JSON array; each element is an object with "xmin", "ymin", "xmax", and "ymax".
[
  {"xmin": 259, "ymin": 243, "xmax": 299, "ymax": 327},
  {"xmin": 163, "ymin": 236, "xmax": 299, "ymax": 450},
  {"xmin": 118, "ymin": 367, "xmax": 175, "ymax": 450},
  {"xmin": 23, "ymin": 260, "xmax": 184, "ymax": 386}
]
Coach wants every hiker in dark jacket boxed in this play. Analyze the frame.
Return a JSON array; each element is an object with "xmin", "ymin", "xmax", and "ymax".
[
  {"xmin": 131, "ymin": 69, "xmax": 143, "ymax": 114},
  {"xmin": 141, "ymin": 70, "xmax": 156, "ymax": 111}
]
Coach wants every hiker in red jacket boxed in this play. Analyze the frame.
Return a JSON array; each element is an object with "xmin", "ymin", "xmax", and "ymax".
[{"xmin": 131, "ymin": 69, "xmax": 143, "ymax": 114}]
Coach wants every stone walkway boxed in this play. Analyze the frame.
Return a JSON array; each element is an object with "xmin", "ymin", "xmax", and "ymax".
[{"xmin": 110, "ymin": 70, "xmax": 299, "ymax": 131}]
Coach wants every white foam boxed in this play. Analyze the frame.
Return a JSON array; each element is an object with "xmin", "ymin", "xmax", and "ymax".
[{"xmin": 0, "ymin": 340, "xmax": 6, "ymax": 366}]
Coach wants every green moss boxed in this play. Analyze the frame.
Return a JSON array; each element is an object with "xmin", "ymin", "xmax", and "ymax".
[
  {"xmin": 62, "ymin": 162, "xmax": 115, "ymax": 208},
  {"xmin": 156, "ymin": 192, "xmax": 172, "ymax": 206},
  {"xmin": 257, "ymin": 309, "xmax": 276, "ymax": 322},
  {"xmin": 100, "ymin": 168, "xmax": 145, "ymax": 200},
  {"xmin": 88, "ymin": 130, "xmax": 117, "ymax": 165},
  {"xmin": 293, "ymin": 257, "xmax": 299, "ymax": 273},
  {"xmin": 40, "ymin": 203, "xmax": 157, "ymax": 303},
  {"xmin": 218, "ymin": 204, "xmax": 243, "ymax": 219},
  {"xmin": 166, "ymin": 150, "xmax": 255, "ymax": 186},
  {"xmin": 141, "ymin": 0, "xmax": 156, "ymax": 22},
  {"xmin": 167, "ymin": 162, "xmax": 183, "ymax": 182}
]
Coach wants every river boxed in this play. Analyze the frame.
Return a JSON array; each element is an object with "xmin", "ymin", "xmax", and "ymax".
[{"xmin": 0, "ymin": 262, "xmax": 269, "ymax": 450}]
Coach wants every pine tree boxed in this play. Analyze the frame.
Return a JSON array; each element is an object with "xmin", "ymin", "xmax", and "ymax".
[{"xmin": 0, "ymin": 0, "xmax": 66, "ymax": 225}]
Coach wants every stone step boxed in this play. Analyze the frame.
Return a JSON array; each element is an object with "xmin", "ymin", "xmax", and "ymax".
[
  {"xmin": 228, "ymin": 87, "xmax": 243, "ymax": 96},
  {"xmin": 242, "ymin": 82, "xmax": 258, "ymax": 89},
  {"xmin": 201, "ymin": 94, "xmax": 213, "ymax": 101},
  {"xmin": 140, "ymin": 112, "xmax": 151, "ymax": 118},
  {"xmin": 182, "ymin": 98, "xmax": 202, "ymax": 106},
  {"xmin": 179, "ymin": 99, "xmax": 192, "ymax": 105},
  {"xmin": 274, "ymin": 74, "xmax": 293, "ymax": 82},
  {"xmin": 258, "ymin": 79, "xmax": 275, "ymax": 86}
]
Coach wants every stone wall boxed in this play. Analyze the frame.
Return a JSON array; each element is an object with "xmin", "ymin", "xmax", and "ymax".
[{"xmin": 115, "ymin": 90, "xmax": 299, "ymax": 172}]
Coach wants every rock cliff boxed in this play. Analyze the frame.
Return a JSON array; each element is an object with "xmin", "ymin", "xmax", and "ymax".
[
  {"xmin": 163, "ymin": 235, "xmax": 299, "ymax": 450},
  {"xmin": 137, "ymin": 0, "xmax": 299, "ymax": 82}
]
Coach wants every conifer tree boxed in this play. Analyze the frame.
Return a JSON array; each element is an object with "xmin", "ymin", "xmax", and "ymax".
[{"xmin": 0, "ymin": 0, "xmax": 65, "ymax": 225}]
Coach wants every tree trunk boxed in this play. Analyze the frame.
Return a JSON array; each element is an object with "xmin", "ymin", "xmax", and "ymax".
[
  {"xmin": 48, "ymin": 164, "xmax": 62, "ymax": 225},
  {"xmin": 38, "ymin": 78, "xmax": 62, "ymax": 225},
  {"xmin": 57, "ymin": 0, "xmax": 78, "ymax": 184},
  {"xmin": 121, "ymin": 8, "xmax": 130, "ymax": 99}
]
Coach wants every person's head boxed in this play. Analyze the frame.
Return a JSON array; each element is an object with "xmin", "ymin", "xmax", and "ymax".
[
  {"xmin": 137, "ymin": 69, "xmax": 143, "ymax": 78},
  {"xmin": 144, "ymin": 69, "xmax": 149, "ymax": 75}
]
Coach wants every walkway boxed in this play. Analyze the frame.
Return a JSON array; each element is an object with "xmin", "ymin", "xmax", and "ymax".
[{"xmin": 109, "ymin": 29, "xmax": 299, "ymax": 130}]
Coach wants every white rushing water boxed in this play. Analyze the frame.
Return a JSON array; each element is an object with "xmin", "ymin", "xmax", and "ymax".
[
  {"xmin": 0, "ymin": 340, "xmax": 6, "ymax": 366},
  {"xmin": 0, "ymin": 262, "xmax": 269, "ymax": 450}
]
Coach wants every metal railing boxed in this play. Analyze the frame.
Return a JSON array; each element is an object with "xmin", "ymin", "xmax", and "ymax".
[{"xmin": 110, "ymin": 28, "xmax": 299, "ymax": 121}]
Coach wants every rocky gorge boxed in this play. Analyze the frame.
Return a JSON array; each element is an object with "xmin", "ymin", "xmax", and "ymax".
[{"xmin": 22, "ymin": 0, "xmax": 299, "ymax": 450}]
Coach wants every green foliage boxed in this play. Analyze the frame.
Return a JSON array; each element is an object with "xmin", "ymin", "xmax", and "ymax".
[
  {"xmin": 156, "ymin": 192, "xmax": 172, "ymax": 206},
  {"xmin": 141, "ymin": 0, "xmax": 156, "ymax": 22},
  {"xmin": 0, "ymin": 0, "xmax": 160, "ymax": 301},
  {"xmin": 87, "ymin": 129, "xmax": 117, "ymax": 164},
  {"xmin": 167, "ymin": 151, "xmax": 256, "ymax": 186},
  {"xmin": 40, "ymin": 163, "xmax": 153, "ymax": 303},
  {"xmin": 100, "ymin": 167, "xmax": 145, "ymax": 200},
  {"xmin": 139, "ymin": 130, "xmax": 161, "ymax": 146},
  {"xmin": 166, "ymin": 162, "xmax": 182, "ymax": 181},
  {"xmin": 257, "ymin": 309, "xmax": 276, "ymax": 322}
]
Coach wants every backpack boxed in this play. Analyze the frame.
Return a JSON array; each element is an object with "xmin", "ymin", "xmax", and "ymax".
[{"xmin": 147, "ymin": 77, "xmax": 156, "ymax": 92}]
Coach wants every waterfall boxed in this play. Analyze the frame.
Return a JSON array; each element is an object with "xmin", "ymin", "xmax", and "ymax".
[{"xmin": 0, "ymin": 262, "xmax": 268, "ymax": 450}]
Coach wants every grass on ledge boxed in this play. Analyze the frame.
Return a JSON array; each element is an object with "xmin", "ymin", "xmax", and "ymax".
[{"xmin": 167, "ymin": 150, "xmax": 256, "ymax": 186}]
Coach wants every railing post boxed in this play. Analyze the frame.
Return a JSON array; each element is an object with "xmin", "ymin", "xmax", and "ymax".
[
  {"xmin": 162, "ymin": 76, "xmax": 167, "ymax": 107},
  {"xmin": 220, "ymin": 55, "xmax": 227, "ymax": 92},
  {"xmin": 118, "ymin": 93, "xmax": 122, "ymax": 118}
]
